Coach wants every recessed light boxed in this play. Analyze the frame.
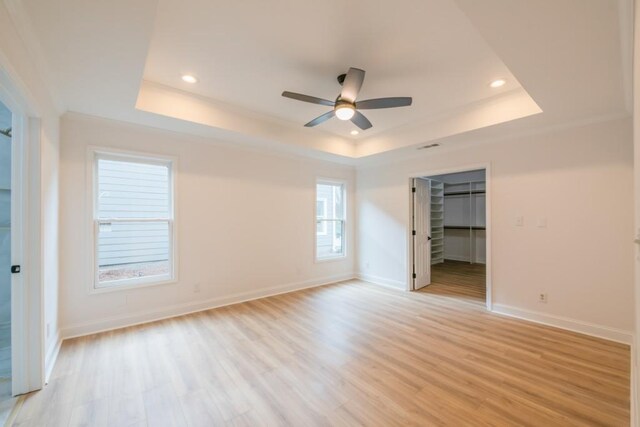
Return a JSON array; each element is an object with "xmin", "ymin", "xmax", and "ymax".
[
  {"xmin": 489, "ymin": 79, "xmax": 506, "ymax": 88},
  {"xmin": 350, "ymin": 130, "xmax": 359, "ymax": 136},
  {"xmin": 182, "ymin": 74, "xmax": 198, "ymax": 84}
]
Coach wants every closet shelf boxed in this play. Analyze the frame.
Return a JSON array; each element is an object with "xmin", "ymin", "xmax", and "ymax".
[
  {"xmin": 444, "ymin": 225, "xmax": 486, "ymax": 230},
  {"xmin": 444, "ymin": 190, "xmax": 486, "ymax": 197},
  {"xmin": 428, "ymin": 178, "xmax": 444, "ymax": 265}
]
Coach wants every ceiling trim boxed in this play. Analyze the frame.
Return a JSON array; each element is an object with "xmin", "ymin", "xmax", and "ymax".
[
  {"xmin": 355, "ymin": 87, "xmax": 542, "ymax": 157},
  {"xmin": 356, "ymin": 110, "xmax": 631, "ymax": 169},
  {"xmin": 136, "ymin": 80, "xmax": 356, "ymax": 158},
  {"xmin": 65, "ymin": 110, "xmax": 359, "ymax": 166}
]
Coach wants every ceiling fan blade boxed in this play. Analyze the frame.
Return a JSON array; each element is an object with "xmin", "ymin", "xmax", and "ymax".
[
  {"xmin": 356, "ymin": 97, "xmax": 413, "ymax": 110},
  {"xmin": 304, "ymin": 110, "xmax": 335, "ymax": 127},
  {"xmin": 340, "ymin": 68, "xmax": 365, "ymax": 103},
  {"xmin": 350, "ymin": 110, "xmax": 372, "ymax": 130},
  {"xmin": 282, "ymin": 91, "xmax": 335, "ymax": 107}
]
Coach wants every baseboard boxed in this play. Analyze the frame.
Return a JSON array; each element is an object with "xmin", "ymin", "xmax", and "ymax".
[
  {"xmin": 61, "ymin": 273, "xmax": 356, "ymax": 339},
  {"xmin": 491, "ymin": 303, "xmax": 634, "ymax": 345},
  {"xmin": 44, "ymin": 331, "xmax": 61, "ymax": 384},
  {"xmin": 631, "ymin": 336, "xmax": 637, "ymax": 427},
  {"xmin": 356, "ymin": 273, "xmax": 406, "ymax": 290}
]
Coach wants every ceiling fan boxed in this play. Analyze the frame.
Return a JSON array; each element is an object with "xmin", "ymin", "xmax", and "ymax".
[{"xmin": 282, "ymin": 67, "xmax": 412, "ymax": 131}]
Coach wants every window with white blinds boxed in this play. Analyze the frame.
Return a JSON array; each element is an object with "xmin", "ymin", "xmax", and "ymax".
[
  {"xmin": 93, "ymin": 151, "xmax": 175, "ymax": 289},
  {"xmin": 316, "ymin": 180, "xmax": 346, "ymax": 260}
]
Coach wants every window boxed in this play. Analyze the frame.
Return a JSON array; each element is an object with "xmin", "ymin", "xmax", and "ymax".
[
  {"xmin": 316, "ymin": 198, "xmax": 327, "ymax": 235},
  {"xmin": 316, "ymin": 180, "xmax": 345, "ymax": 260},
  {"xmin": 92, "ymin": 151, "xmax": 175, "ymax": 289}
]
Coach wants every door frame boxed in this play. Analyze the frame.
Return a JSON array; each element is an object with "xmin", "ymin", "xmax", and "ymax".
[
  {"xmin": 0, "ymin": 64, "xmax": 44, "ymax": 395},
  {"xmin": 406, "ymin": 163, "xmax": 492, "ymax": 310}
]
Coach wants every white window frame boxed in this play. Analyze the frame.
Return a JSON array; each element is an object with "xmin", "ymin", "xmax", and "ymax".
[
  {"xmin": 315, "ymin": 178, "xmax": 347, "ymax": 262},
  {"xmin": 87, "ymin": 147, "xmax": 177, "ymax": 293},
  {"xmin": 316, "ymin": 198, "xmax": 328, "ymax": 235}
]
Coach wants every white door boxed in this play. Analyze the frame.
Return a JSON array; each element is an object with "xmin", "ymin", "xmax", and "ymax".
[
  {"xmin": 0, "ymin": 103, "xmax": 12, "ymax": 397},
  {"xmin": 633, "ymin": 7, "xmax": 640, "ymax": 418},
  {"xmin": 413, "ymin": 178, "xmax": 431, "ymax": 290}
]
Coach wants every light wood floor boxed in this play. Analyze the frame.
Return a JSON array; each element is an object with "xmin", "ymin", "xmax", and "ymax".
[
  {"xmin": 13, "ymin": 279, "xmax": 629, "ymax": 426},
  {"xmin": 428, "ymin": 260, "xmax": 486, "ymax": 304}
]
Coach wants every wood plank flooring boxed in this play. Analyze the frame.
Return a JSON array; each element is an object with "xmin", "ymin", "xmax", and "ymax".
[
  {"xmin": 12, "ymin": 278, "xmax": 629, "ymax": 426},
  {"xmin": 429, "ymin": 260, "xmax": 486, "ymax": 304}
]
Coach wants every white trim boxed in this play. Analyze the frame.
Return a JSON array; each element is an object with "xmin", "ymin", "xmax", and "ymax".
[
  {"xmin": 44, "ymin": 331, "xmax": 61, "ymax": 384},
  {"xmin": 61, "ymin": 273, "xmax": 357, "ymax": 339},
  {"xmin": 86, "ymin": 147, "xmax": 178, "ymax": 294},
  {"xmin": 357, "ymin": 273, "xmax": 406, "ymax": 290},
  {"xmin": 491, "ymin": 303, "xmax": 634, "ymax": 345},
  {"xmin": 406, "ymin": 163, "xmax": 492, "ymax": 311},
  {"xmin": 631, "ymin": 338, "xmax": 637, "ymax": 427}
]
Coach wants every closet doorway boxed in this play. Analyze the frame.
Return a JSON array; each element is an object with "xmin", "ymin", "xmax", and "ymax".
[{"xmin": 410, "ymin": 167, "xmax": 491, "ymax": 308}]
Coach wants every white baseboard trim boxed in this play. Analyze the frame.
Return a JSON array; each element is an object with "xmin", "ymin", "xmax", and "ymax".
[
  {"xmin": 356, "ymin": 273, "xmax": 406, "ymax": 290},
  {"xmin": 44, "ymin": 331, "xmax": 61, "ymax": 384},
  {"xmin": 61, "ymin": 273, "xmax": 356, "ymax": 339},
  {"xmin": 491, "ymin": 303, "xmax": 634, "ymax": 345},
  {"xmin": 631, "ymin": 339, "xmax": 637, "ymax": 427}
]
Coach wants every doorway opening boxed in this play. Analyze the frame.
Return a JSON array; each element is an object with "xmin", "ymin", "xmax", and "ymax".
[{"xmin": 410, "ymin": 168, "xmax": 489, "ymax": 308}]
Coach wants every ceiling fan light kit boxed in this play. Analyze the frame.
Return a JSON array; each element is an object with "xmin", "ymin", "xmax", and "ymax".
[
  {"xmin": 282, "ymin": 67, "xmax": 412, "ymax": 131},
  {"xmin": 335, "ymin": 103, "xmax": 355, "ymax": 120}
]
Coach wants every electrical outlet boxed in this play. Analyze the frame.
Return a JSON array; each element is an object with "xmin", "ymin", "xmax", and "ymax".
[
  {"xmin": 538, "ymin": 293, "xmax": 548, "ymax": 303},
  {"xmin": 365, "ymin": 262, "xmax": 370, "ymax": 269},
  {"xmin": 193, "ymin": 283, "xmax": 201, "ymax": 293},
  {"xmin": 515, "ymin": 216, "xmax": 524, "ymax": 227}
]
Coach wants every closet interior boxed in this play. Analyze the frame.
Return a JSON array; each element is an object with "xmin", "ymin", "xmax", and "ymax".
[{"xmin": 423, "ymin": 169, "xmax": 486, "ymax": 300}]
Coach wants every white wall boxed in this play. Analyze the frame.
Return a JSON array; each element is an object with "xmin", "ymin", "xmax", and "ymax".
[
  {"xmin": 0, "ymin": 1, "xmax": 61, "ymax": 386},
  {"xmin": 357, "ymin": 117, "xmax": 634, "ymax": 337},
  {"xmin": 59, "ymin": 114, "xmax": 356, "ymax": 337}
]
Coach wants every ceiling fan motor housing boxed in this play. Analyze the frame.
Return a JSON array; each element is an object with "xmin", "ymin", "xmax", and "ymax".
[{"xmin": 281, "ymin": 67, "xmax": 412, "ymax": 130}]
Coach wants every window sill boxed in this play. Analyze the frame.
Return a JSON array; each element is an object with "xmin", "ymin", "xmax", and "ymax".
[
  {"xmin": 89, "ymin": 275, "xmax": 177, "ymax": 295},
  {"xmin": 315, "ymin": 255, "xmax": 347, "ymax": 264}
]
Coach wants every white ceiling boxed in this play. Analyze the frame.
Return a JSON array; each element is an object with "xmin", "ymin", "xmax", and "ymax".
[
  {"xmin": 14, "ymin": 0, "xmax": 632, "ymax": 162},
  {"xmin": 144, "ymin": 0, "xmax": 522, "ymax": 139}
]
